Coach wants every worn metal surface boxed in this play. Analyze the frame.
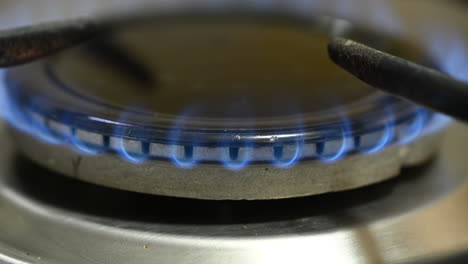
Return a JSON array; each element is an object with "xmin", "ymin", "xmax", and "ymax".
[
  {"xmin": 0, "ymin": 18, "xmax": 102, "ymax": 67},
  {"xmin": 0, "ymin": 122, "xmax": 468, "ymax": 263},
  {"xmin": 327, "ymin": 38, "xmax": 468, "ymax": 122}
]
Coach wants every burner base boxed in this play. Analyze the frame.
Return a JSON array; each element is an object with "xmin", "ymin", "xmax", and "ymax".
[
  {"xmin": 10, "ymin": 124, "xmax": 444, "ymax": 200},
  {"xmin": 1, "ymin": 123, "xmax": 468, "ymax": 264}
]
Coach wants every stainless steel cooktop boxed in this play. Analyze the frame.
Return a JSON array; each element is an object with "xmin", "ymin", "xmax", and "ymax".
[
  {"xmin": 0, "ymin": 1, "xmax": 468, "ymax": 264},
  {"xmin": 1, "ymin": 122, "xmax": 468, "ymax": 264}
]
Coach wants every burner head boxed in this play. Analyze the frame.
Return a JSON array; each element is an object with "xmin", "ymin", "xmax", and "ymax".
[{"xmin": 3, "ymin": 12, "xmax": 450, "ymax": 200}]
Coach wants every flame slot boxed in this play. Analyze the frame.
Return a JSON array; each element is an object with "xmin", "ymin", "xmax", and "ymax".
[
  {"xmin": 273, "ymin": 145, "xmax": 283, "ymax": 160},
  {"xmin": 70, "ymin": 128, "xmax": 103, "ymax": 156},
  {"xmin": 353, "ymin": 136, "xmax": 361, "ymax": 149},
  {"xmin": 317, "ymin": 129, "xmax": 351, "ymax": 163},
  {"xmin": 273, "ymin": 142, "xmax": 302, "ymax": 168},
  {"xmin": 141, "ymin": 142, "xmax": 150, "ymax": 155},
  {"xmin": 171, "ymin": 144, "xmax": 198, "ymax": 169},
  {"xmin": 229, "ymin": 147, "xmax": 239, "ymax": 160},
  {"xmin": 184, "ymin": 145, "xmax": 194, "ymax": 159},
  {"xmin": 316, "ymin": 142, "xmax": 325, "ymax": 156},
  {"xmin": 110, "ymin": 137, "xmax": 148, "ymax": 163},
  {"xmin": 222, "ymin": 146, "xmax": 251, "ymax": 170}
]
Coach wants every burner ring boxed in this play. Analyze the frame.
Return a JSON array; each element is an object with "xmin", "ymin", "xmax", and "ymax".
[
  {"xmin": 10, "ymin": 127, "xmax": 447, "ymax": 200},
  {"xmin": 4, "ymin": 86, "xmax": 439, "ymax": 165}
]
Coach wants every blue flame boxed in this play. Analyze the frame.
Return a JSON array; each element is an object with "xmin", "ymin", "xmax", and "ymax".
[
  {"xmin": 0, "ymin": 71, "xmax": 63, "ymax": 145},
  {"xmin": 168, "ymin": 110, "xmax": 200, "ymax": 168},
  {"xmin": 116, "ymin": 137, "xmax": 148, "ymax": 164},
  {"xmin": 69, "ymin": 133, "xmax": 102, "ymax": 156},
  {"xmin": 317, "ymin": 133, "xmax": 348, "ymax": 163},
  {"xmin": 170, "ymin": 144, "xmax": 199, "ymax": 169},
  {"xmin": 317, "ymin": 116, "xmax": 352, "ymax": 163},
  {"xmin": 272, "ymin": 114, "xmax": 304, "ymax": 168},
  {"xmin": 26, "ymin": 114, "xmax": 63, "ymax": 145},
  {"xmin": 221, "ymin": 146, "xmax": 252, "ymax": 170},
  {"xmin": 398, "ymin": 108, "xmax": 427, "ymax": 145},
  {"xmin": 28, "ymin": 98, "xmax": 65, "ymax": 145},
  {"xmin": 34, "ymin": 124, "xmax": 61, "ymax": 145},
  {"xmin": 422, "ymin": 113, "xmax": 453, "ymax": 136},
  {"xmin": 273, "ymin": 141, "xmax": 303, "ymax": 168},
  {"xmin": 427, "ymin": 27, "xmax": 468, "ymax": 82},
  {"xmin": 111, "ymin": 111, "xmax": 149, "ymax": 163},
  {"xmin": 362, "ymin": 107, "xmax": 395, "ymax": 154},
  {"xmin": 363, "ymin": 122, "xmax": 394, "ymax": 155}
]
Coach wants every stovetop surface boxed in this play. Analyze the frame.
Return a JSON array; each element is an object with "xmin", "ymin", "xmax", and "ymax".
[
  {"xmin": 1, "ymin": 1, "xmax": 468, "ymax": 263},
  {"xmin": 1, "ymin": 122, "xmax": 468, "ymax": 263}
]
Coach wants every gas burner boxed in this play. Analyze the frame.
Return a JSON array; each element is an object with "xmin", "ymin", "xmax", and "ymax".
[
  {"xmin": 2, "ymin": 13, "xmax": 450, "ymax": 200},
  {"xmin": 2, "ymin": 1, "xmax": 468, "ymax": 263}
]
